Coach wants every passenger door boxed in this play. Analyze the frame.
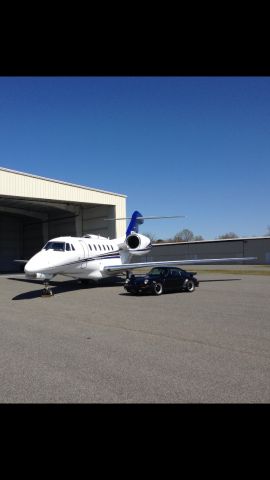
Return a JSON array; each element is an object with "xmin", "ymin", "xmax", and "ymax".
[{"xmin": 79, "ymin": 240, "xmax": 88, "ymax": 268}]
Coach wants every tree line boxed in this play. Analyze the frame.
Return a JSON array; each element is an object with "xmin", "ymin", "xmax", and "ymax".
[{"xmin": 142, "ymin": 225, "xmax": 270, "ymax": 243}]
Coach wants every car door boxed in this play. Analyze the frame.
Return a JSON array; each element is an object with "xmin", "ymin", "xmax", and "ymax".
[
  {"xmin": 164, "ymin": 269, "xmax": 176, "ymax": 291},
  {"xmin": 170, "ymin": 268, "xmax": 183, "ymax": 291}
]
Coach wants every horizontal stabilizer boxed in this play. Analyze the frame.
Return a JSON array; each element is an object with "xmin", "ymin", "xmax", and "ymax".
[
  {"xmin": 106, "ymin": 215, "xmax": 185, "ymax": 220},
  {"xmin": 103, "ymin": 257, "xmax": 257, "ymax": 273},
  {"xmin": 105, "ymin": 210, "xmax": 186, "ymax": 238}
]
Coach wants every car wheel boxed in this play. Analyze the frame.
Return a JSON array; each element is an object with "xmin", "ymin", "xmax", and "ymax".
[
  {"xmin": 153, "ymin": 282, "xmax": 163, "ymax": 295},
  {"xmin": 185, "ymin": 279, "xmax": 195, "ymax": 292}
]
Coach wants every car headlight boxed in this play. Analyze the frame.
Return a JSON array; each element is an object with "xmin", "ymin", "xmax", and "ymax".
[
  {"xmin": 144, "ymin": 279, "xmax": 149, "ymax": 284},
  {"xmin": 125, "ymin": 279, "xmax": 130, "ymax": 284}
]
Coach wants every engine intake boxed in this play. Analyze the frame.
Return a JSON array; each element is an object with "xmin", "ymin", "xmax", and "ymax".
[
  {"xmin": 126, "ymin": 234, "xmax": 140, "ymax": 249},
  {"xmin": 125, "ymin": 233, "xmax": 151, "ymax": 255},
  {"xmin": 118, "ymin": 233, "xmax": 152, "ymax": 261}
]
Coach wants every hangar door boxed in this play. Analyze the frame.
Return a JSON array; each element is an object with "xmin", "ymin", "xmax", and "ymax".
[
  {"xmin": 0, "ymin": 214, "xmax": 23, "ymax": 272},
  {"xmin": 0, "ymin": 212, "xmax": 44, "ymax": 273},
  {"xmin": 0, "ymin": 204, "xmax": 116, "ymax": 272}
]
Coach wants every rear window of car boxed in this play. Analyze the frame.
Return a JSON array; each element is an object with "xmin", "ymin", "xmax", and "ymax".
[{"xmin": 171, "ymin": 269, "xmax": 181, "ymax": 277}]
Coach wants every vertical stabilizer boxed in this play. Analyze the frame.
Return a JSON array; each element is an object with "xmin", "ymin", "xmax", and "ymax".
[{"xmin": 126, "ymin": 211, "xmax": 144, "ymax": 236}]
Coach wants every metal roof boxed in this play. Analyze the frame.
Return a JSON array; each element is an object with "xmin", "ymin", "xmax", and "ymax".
[
  {"xmin": 153, "ymin": 236, "xmax": 270, "ymax": 247},
  {"xmin": 0, "ymin": 167, "xmax": 127, "ymax": 198}
]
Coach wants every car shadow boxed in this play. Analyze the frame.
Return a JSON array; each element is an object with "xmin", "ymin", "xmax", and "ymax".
[
  {"xmin": 119, "ymin": 290, "xmax": 190, "ymax": 297},
  {"xmin": 198, "ymin": 278, "xmax": 242, "ymax": 282},
  {"xmin": 118, "ymin": 278, "xmax": 242, "ymax": 296}
]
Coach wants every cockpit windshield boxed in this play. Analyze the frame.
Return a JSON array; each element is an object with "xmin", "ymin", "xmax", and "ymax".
[{"xmin": 44, "ymin": 242, "xmax": 66, "ymax": 251}]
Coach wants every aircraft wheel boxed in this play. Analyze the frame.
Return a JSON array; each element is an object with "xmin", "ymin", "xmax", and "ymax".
[{"xmin": 41, "ymin": 288, "xmax": 54, "ymax": 297}]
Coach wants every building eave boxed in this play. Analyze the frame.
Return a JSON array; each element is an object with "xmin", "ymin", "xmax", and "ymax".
[{"xmin": 0, "ymin": 167, "xmax": 127, "ymax": 198}]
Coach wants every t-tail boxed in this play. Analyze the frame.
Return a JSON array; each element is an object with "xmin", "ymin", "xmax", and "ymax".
[
  {"xmin": 124, "ymin": 211, "xmax": 184, "ymax": 237},
  {"xmin": 126, "ymin": 210, "xmax": 144, "ymax": 236},
  {"xmin": 107, "ymin": 210, "xmax": 184, "ymax": 238},
  {"xmin": 108, "ymin": 210, "xmax": 185, "ymax": 264}
]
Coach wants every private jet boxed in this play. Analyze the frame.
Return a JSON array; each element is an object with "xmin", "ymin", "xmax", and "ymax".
[{"xmin": 23, "ymin": 210, "xmax": 255, "ymax": 295}]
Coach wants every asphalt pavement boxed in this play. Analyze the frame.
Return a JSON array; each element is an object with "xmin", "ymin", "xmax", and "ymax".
[{"xmin": 0, "ymin": 272, "xmax": 270, "ymax": 403}]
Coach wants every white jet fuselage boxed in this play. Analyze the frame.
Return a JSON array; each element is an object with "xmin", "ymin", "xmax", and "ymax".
[{"xmin": 24, "ymin": 235, "xmax": 122, "ymax": 280}]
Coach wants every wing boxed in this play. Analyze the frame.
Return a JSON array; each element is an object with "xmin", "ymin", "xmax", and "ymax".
[{"xmin": 103, "ymin": 257, "xmax": 256, "ymax": 273}]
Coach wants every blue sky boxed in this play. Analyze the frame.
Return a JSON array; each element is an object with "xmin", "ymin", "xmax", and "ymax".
[{"xmin": 0, "ymin": 76, "xmax": 269, "ymax": 240}]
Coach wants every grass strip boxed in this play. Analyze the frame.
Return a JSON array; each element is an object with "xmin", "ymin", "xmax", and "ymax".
[{"xmin": 189, "ymin": 269, "xmax": 270, "ymax": 276}]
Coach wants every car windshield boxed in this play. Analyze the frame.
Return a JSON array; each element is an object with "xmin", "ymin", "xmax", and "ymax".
[
  {"xmin": 44, "ymin": 241, "xmax": 66, "ymax": 251},
  {"xmin": 148, "ymin": 268, "xmax": 167, "ymax": 276}
]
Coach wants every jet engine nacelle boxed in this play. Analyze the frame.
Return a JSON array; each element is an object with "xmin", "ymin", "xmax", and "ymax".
[{"xmin": 125, "ymin": 233, "xmax": 152, "ymax": 255}]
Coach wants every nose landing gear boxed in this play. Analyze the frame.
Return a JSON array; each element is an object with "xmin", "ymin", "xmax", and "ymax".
[{"xmin": 41, "ymin": 280, "xmax": 54, "ymax": 297}]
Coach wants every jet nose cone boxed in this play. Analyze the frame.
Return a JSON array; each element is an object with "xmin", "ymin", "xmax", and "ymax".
[
  {"xmin": 24, "ymin": 259, "xmax": 37, "ymax": 275},
  {"xmin": 24, "ymin": 252, "xmax": 49, "ymax": 275}
]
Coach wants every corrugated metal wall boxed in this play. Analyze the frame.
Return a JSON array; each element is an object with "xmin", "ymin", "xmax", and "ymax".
[
  {"xmin": 0, "ymin": 168, "xmax": 125, "ymax": 204},
  {"xmin": 143, "ymin": 238, "xmax": 270, "ymax": 264}
]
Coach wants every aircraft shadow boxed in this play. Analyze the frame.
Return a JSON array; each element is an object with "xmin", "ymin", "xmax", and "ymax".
[
  {"xmin": 11, "ymin": 277, "xmax": 240, "ymax": 300},
  {"xmin": 9, "ymin": 277, "xmax": 58, "ymax": 286},
  {"xmin": 11, "ymin": 277, "xmax": 125, "ymax": 300}
]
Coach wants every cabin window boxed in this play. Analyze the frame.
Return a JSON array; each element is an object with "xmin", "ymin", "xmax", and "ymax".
[
  {"xmin": 107, "ymin": 245, "xmax": 110, "ymax": 250},
  {"xmin": 98, "ymin": 245, "xmax": 101, "ymax": 250},
  {"xmin": 103, "ymin": 245, "xmax": 106, "ymax": 250},
  {"xmin": 66, "ymin": 243, "xmax": 71, "ymax": 251},
  {"xmin": 89, "ymin": 244, "xmax": 92, "ymax": 251},
  {"xmin": 71, "ymin": 244, "xmax": 75, "ymax": 251},
  {"xmin": 94, "ymin": 245, "xmax": 97, "ymax": 251}
]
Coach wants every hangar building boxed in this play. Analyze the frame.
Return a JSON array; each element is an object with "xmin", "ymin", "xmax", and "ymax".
[
  {"xmin": 0, "ymin": 167, "xmax": 126, "ymax": 272},
  {"xmin": 145, "ymin": 237, "xmax": 270, "ymax": 265}
]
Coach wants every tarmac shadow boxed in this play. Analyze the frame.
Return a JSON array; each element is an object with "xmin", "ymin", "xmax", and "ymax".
[
  {"xmin": 199, "ymin": 278, "xmax": 242, "ymax": 282},
  {"xmin": 12, "ymin": 276, "xmax": 125, "ymax": 300},
  {"xmin": 12, "ymin": 290, "xmax": 45, "ymax": 300},
  {"xmin": 12, "ymin": 281, "xmax": 89, "ymax": 300}
]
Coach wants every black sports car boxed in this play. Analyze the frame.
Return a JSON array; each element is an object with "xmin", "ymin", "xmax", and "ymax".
[{"xmin": 124, "ymin": 266, "xmax": 199, "ymax": 296}]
